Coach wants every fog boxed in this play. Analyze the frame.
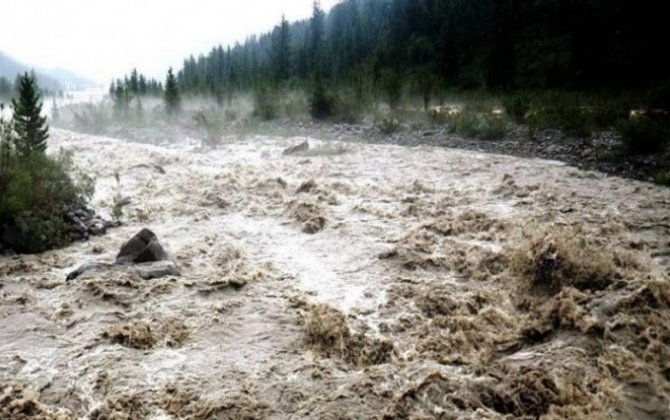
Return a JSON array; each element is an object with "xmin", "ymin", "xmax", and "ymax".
[{"xmin": 0, "ymin": 0, "xmax": 339, "ymax": 83}]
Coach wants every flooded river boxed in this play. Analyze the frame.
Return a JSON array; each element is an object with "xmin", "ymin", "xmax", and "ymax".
[{"xmin": 1, "ymin": 129, "xmax": 669, "ymax": 419}]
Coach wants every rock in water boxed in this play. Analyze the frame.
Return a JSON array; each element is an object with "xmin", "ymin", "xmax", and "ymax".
[
  {"xmin": 116, "ymin": 228, "xmax": 169, "ymax": 264},
  {"xmin": 283, "ymin": 140, "xmax": 309, "ymax": 156},
  {"xmin": 66, "ymin": 262, "xmax": 115, "ymax": 282},
  {"xmin": 67, "ymin": 229, "xmax": 177, "ymax": 282},
  {"xmin": 135, "ymin": 261, "xmax": 180, "ymax": 280}
]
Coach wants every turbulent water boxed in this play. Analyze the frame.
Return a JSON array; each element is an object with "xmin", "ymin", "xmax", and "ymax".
[{"xmin": 1, "ymin": 129, "xmax": 669, "ymax": 419}]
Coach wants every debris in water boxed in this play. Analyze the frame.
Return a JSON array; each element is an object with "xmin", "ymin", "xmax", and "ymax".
[
  {"xmin": 510, "ymin": 228, "xmax": 617, "ymax": 295},
  {"xmin": 304, "ymin": 304, "xmax": 394, "ymax": 366},
  {"xmin": 103, "ymin": 321, "xmax": 156, "ymax": 349},
  {"xmin": 0, "ymin": 381, "xmax": 74, "ymax": 420}
]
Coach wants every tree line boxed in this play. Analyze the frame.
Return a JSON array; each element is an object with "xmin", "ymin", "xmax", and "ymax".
[
  {"xmin": 1, "ymin": 73, "xmax": 62, "ymax": 100},
  {"xmin": 170, "ymin": 0, "xmax": 667, "ymax": 109}
]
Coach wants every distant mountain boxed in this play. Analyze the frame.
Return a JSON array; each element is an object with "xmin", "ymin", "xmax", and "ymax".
[
  {"xmin": 0, "ymin": 51, "xmax": 95, "ymax": 92},
  {"xmin": 43, "ymin": 67, "xmax": 96, "ymax": 90}
]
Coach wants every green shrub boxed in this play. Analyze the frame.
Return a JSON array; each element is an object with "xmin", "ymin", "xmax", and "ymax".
[
  {"xmin": 479, "ymin": 114, "xmax": 509, "ymax": 140},
  {"xmin": 654, "ymin": 171, "xmax": 670, "ymax": 186},
  {"xmin": 449, "ymin": 112, "xmax": 508, "ymax": 140},
  {"xmin": 503, "ymin": 94, "xmax": 531, "ymax": 123},
  {"xmin": 375, "ymin": 115, "xmax": 401, "ymax": 135},
  {"xmin": 542, "ymin": 95, "xmax": 595, "ymax": 137},
  {"xmin": 253, "ymin": 84, "xmax": 279, "ymax": 120},
  {"xmin": 332, "ymin": 95, "xmax": 363, "ymax": 124},
  {"xmin": 310, "ymin": 80, "xmax": 336, "ymax": 120},
  {"xmin": 451, "ymin": 112, "xmax": 480, "ymax": 137},
  {"xmin": 617, "ymin": 115, "xmax": 669, "ymax": 155},
  {"xmin": 0, "ymin": 148, "xmax": 94, "ymax": 252},
  {"xmin": 427, "ymin": 107, "xmax": 451, "ymax": 125},
  {"xmin": 1, "ymin": 101, "xmax": 94, "ymax": 253},
  {"xmin": 72, "ymin": 103, "xmax": 113, "ymax": 134},
  {"xmin": 381, "ymin": 70, "xmax": 402, "ymax": 110}
]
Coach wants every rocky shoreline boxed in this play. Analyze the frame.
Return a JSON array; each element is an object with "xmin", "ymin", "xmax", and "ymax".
[
  {"xmin": 0, "ymin": 205, "xmax": 115, "ymax": 256},
  {"xmin": 275, "ymin": 120, "xmax": 670, "ymax": 184}
]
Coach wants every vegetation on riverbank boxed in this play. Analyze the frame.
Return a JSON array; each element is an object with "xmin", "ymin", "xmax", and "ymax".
[{"xmin": 0, "ymin": 73, "xmax": 94, "ymax": 254}]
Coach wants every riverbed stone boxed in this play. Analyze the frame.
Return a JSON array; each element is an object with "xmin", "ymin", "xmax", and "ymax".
[{"xmin": 116, "ymin": 228, "xmax": 169, "ymax": 264}]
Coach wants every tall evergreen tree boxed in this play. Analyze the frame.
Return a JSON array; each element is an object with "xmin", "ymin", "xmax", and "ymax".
[
  {"xmin": 271, "ymin": 15, "xmax": 292, "ymax": 83},
  {"xmin": 11, "ymin": 72, "xmax": 49, "ymax": 155},
  {"xmin": 164, "ymin": 67, "xmax": 181, "ymax": 116},
  {"xmin": 129, "ymin": 68, "xmax": 139, "ymax": 95},
  {"xmin": 309, "ymin": 1, "xmax": 326, "ymax": 78}
]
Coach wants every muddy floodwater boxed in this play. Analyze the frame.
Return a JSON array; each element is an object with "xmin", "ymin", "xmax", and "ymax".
[{"xmin": 1, "ymin": 129, "xmax": 669, "ymax": 419}]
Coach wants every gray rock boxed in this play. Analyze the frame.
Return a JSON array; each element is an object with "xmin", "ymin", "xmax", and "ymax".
[
  {"xmin": 134, "ymin": 261, "xmax": 180, "ymax": 280},
  {"xmin": 67, "ymin": 229, "xmax": 178, "ymax": 282},
  {"xmin": 66, "ymin": 262, "xmax": 116, "ymax": 282},
  {"xmin": 88, "ymin": 219, "xmax": 107, "ymax": 236},
  {"xmin": 116, "ymin": 228, "xmax": 169, "ymax": 264}
]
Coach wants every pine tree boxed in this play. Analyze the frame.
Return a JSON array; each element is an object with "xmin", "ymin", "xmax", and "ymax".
[
  {"xmin": 271, "ymin": 15, "xmax": 292, "ymax": 83},
  {"xmin": 164, "ymin": 67, "xmax": 181, "ymax": 116},
  {"xmin": 129, "ymin": 69, "xmax": 139, "ymax": 95},
  {"xmin": 11, "ymin": 72, "xmax": 49, "ymax": 155},
  {"xmin": 310, "ymin": 1, "xmax": 326, "ymax": 78}
]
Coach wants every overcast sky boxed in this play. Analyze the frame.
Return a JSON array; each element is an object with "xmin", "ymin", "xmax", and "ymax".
[{"xmin": 0, "ymin": 0, "xmax": 340, "ymax": 84}]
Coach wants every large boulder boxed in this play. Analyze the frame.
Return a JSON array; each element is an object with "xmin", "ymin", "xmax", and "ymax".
[
  {"xmin": 66, "ymin": 228, "xmax": 176, "ymax": 282},
  {"xmin": 116, "ymin": 228, "xmax": 169, "ymax": 264},
  {"xmin": 135, "ymin": 261, "xmax": 180, "ymax": 280}
]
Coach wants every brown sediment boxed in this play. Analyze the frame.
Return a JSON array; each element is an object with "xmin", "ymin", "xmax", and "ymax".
[
  {"xmin": 286, "ymin": 198, "xmax": 328, "ymax": 234},
  {"xmin": 156, "ymin": 317, "xmax": 190, "ymax": 347},
  {"xmin": 157, "ymin": 384, "xmax": 268, "ymax": 420},
  {"xmin": 509, "ymin": 228, "xmax": 619, "ymax": 295},
  {"xmin": 103, "ymin": 321, "xmax": 156, "ymax": 349},
  {"xmin": 380, "ymin": 211, "xmax": 509, "ymax": 277},
  {"xmin": 197, "ymin": 245, "xmax": 266, "ymax": 294},
  {"xmin": 89, "ymin": 393, "xmax": 148, "ymax": 420},
  {"xmin": 303, "ymin": 304, "xmax": 394, "ymax": 366},
  {"xmin": 2, "ymin": 131, "xmax": 669, "ymax": 419},
  {"xmin": 0, "ymin": 382, "xmax": 74, "ymax": 420},
  {"xmin": 379, "ymin": 214, "xmax": 670, "ymax": 418}
]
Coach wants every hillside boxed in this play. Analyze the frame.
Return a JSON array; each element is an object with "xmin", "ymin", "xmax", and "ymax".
[{"xmin": 0, "ymin": 51, "xmax": 95, "ymax": 93}]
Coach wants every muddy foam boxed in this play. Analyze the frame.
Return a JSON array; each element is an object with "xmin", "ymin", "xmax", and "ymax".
[{"xmin": 0, "ymin": 129, "xmax": 668, "ymax": 418}]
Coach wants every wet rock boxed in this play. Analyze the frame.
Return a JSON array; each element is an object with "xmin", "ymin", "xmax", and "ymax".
[
  {"xmin": 130, "ymin": 163, "xmax": 166, "ymax": 174},
  {"xmin": 66, "ymin": 205, "xmax": 114, "ymax": 242},
  {"xmin": 88, "ymin": 219, "xmax": 108, "ymax": 236},
  {"xmin": 116, "ymin": 228, "xmax": 169, "ymax": 264},
  {"xmin": 135, "ymin": 261, "xmax": 180, "ymax": 280},
  {"xmin": 282, "ymin": 140, "xmax": 309, "ymax": 156},
  {"xmin": 66, "ymin": 262, "xmax": 116, "ymax": 282},
  {"xmin": 67, "ymin": 229, "xmax": 178, "ymax": 282}
]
